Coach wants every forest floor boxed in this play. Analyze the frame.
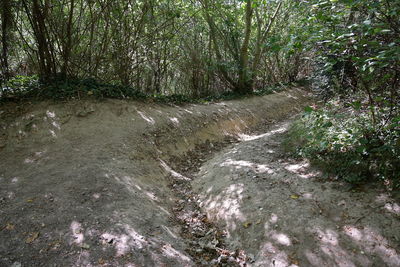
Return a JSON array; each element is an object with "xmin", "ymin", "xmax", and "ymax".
[{"xmin": 0, "ymin": 88, "xmax": 399, "ymax": 267}]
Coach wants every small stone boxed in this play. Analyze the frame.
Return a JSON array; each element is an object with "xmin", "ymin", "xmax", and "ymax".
[{"xmin": 11, "ymin": 262, "xmax": 22, "ymax": 267}]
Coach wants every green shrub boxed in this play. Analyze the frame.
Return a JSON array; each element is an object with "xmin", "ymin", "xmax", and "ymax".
[
  {"xmin": 0, "ymin": 75, "xmax": 40, "ymax": 99},
  {"xmin": 286, "ymin": 101, "xmax": 400, "ymax": 188},
  {"xmin": 1, "ymin": 74, "xmax": 291, "ymax": 103}
]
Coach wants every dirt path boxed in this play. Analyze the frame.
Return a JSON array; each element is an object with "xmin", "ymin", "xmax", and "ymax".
[
  {"xmin": 192, "ymin": 119, "xmax": 400, "ymax": 267},
  {"xmin": 0, "ymin": 88, "xmax": 307, "ymax": 266},
  {"xmin": 0, "ymin": 88, "xmax": 399, "ymax": 266}
]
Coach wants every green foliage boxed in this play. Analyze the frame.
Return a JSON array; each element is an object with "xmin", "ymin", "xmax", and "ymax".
[
  {"xmin": 1, "ymin": 75, "xmax": 40, "ymax": 99},
  {"xmin": 303, "ymin": 0, "xmax": 400, "ymax": 98},
  {"xmin": 1, "ymin": 0, "xmax": 310, "ymax": 98},
  {"xmin": 1, "ymin": 76, "xmax": 146, "ymax": 101},
  {"xmin": 286, "ymin": 102, "xmax": 400, "ymax": 187},
  {"xmin": 0, "ymin": 75, "xmax": 286, "ymax": 104},
  {"xmin": 38, "ymin": 77, "xmax": 146, "ymax": 100},
  {"xmin": 282, "ymin": 0, "xmax": 400, "ymax": 189}
]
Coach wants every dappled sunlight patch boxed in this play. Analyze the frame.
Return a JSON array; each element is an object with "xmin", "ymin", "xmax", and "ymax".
[
  {"xmin": 206, "ymin": 186, "xmax": 214, "ymax": 193},
  {"xmin": 7, "ymin": 191, "xmax": 15, "ymax": 199},
  {"xmin": 302, "ymin": 192, "xmax": 314, "ymax": 199},
  {"xmin": 238, "ymin": 123, "xmax": 289, "ymax": 141},
  {"xmin": 159, "ymin": 159, "xmax": 191, "ymax": 181},
  {"xmin": 161, "ymin": 225, "xmax": 178, "ymax": 239},
  {"xmin": 43, "ymin": 110, "xmax": 62, "ymax": 137},
  {"xmin": 145, "ymin": 191, "xmax": 159, "ymax": 202},
  {"xmin": 182, "ymin": 108, "xmax": 193, "ymax": 114},
  {"xmin": 155, "ymin": 206, "xmax": 170, "ymax": 216},
  {"xmin": 111, "ymin": 174, "xmax": 166, "ymax": 211},
  {"xmin": 269, "ymin": 213, "xmax": 279, "ymax": 224},
  {"xmin": 104, "ymin": 224, "xmax": 147, "ymax": 256},
  {"xmin": 73, "ymin": 250, "xmax": 91, "ymax": 267},
  {"xmin": 285, "ymin": 161, "xmax": 309, "ymax": 172},
  {"xmin": 319, "ymin": 243, "xmax": 356, "ymax": 267},
  {"xmin": 169, "ymin": 117, "xmax": 180, "ymax": 126},
  {"xmin": 161, "ymin": 243, "xmax": 192, "ymax": 262},
  {"xmin": 286, "ymin": 93, "xmax": 299, "ymax": 100},
  {"xmin": 24, "ymin": 150, "xmax": 47, "ymax": 164},
  {"xmin": 70, "ymin": 221, "xmax": 84, "ymax": 245},
  {"xmin": 343, "ymin": 225, "xmax": 400, "ymax": 266},
  {"xmin": 199, "ymin": 183, "xmax": 246, "ymax": 234},
  {"xmin": 305, "ymin": 250, "xmax": 327, "ymax": 266},
  {"xmin": 17, "ymin": 129, "xmax": 27, "ymax": 139},
  {"xmin": 112, "ymin": 175, "xmax": 135, "ymax": 193},
  {"xmin": 384, "ymin": 202, "xmax": 400, "ymax": 215},
  {"xmin": 375, "ymin": 193, "xmax": 391, "ymax": 203},
  {"xmin": 49, "ymin": 129, "xmax": 57, "ymax": 138},
  {"xmin": 283, "ymin": 161, "xmax": 319, "ymax": 179},
  {"xmin": 272, "ymin": 232, "xmax": 292, "ymax": 246},
  {"xmin": 46, "ymin": 110, "xmax": 56, "ymax": 118},
  {"xmin": 99, "ymin": 225, "xmax": 190, "ymax": 264},
  {"xmin": 316, "ymin": 228, "xmax": 338, "ymax": 246},
  {"xmin": 375, "ymin": 193, "xmax": 400, "ymax": 215},
  {"xmin": 137, "ymin": 110, "xmax": 155, "ymax": 125},
  {"xmin": 257, "ymin": 242, "xmax": 291, "ymax": 266},
  {"xmin": 51, "ymin": 121, "xmax": 61, "ymax": 130},
  {"xmin": 220, "ymin": 159, "xmax": 274, "ymax": 174},
  {"xmin": 311, "ymin": 228, "xmax": 357, "ymax": 267}
]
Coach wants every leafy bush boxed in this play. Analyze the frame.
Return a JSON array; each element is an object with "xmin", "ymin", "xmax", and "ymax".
[
  {"xmin": 0, "ymin": 75, "xmax": 40, "ymax": 99},
  {"xmin": 286, "ymin": 103, "xmax": 400, "ymax": 188},
  {"xmin": 0, "ymin": 75, "xmax": 147, "ymax": 101},
  {"xmin": 0, "ymin": 75, "xmax": 288, "ymax": 104}
]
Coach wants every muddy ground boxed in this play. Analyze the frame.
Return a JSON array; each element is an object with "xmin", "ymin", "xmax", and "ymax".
[{"xmin": 0, "ymin": 88, "xmax": 399, "ymax": 266}]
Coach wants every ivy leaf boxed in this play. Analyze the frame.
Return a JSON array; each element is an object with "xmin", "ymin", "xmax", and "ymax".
[
  {"xmin": 304, "ymin": 106, "xmax": 314, "ymax": 113},
  {"xmin": 351, "ymin": 101, "xmax": 362, "ymax": 110}
]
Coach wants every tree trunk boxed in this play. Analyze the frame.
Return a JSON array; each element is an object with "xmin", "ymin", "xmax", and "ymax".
[
  {"xmin": 62, "ymin": 0, "xmax": 75, "ymax": 77},
  {"xmin": 236, "ymin": 0, "xmax": 253, "ymax": 94},
  {"xmin": 251, "ymin": 2, "xmax": 282, "ymax": 82},
  {"xmin": 1, "ymin": 0, "xmax": 11, "ymax": 81},
  {"xmin": 201, "ymin": 0, "xmax": 236, "ymax": 89},
  {"xmin": 25, "ymin": 0, "xmax": 55, "ymax": 81}
]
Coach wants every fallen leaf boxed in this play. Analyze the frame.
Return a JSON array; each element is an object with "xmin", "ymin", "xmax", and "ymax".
[
  {"xmin": 49, "ymin": 241, "xmax": 61, "ymax": 250},
  {"xmin": 5, "ymin": 223, "xmax": 15, "ymax": 230},
  {"xmin": 288, "ymin": 254, "xmax": 299, "ymax": 265},
  {"xmin": 98, "ymin": 258, "xmax": 106, "ymax": 265},
  {"xmin": 290, "ymin": 194, "xmax": 299, "ymax": 199},
  {"xmin": 26, "ymin": 232, "xmax": 39, "ymax": 243},
  {"xmin": 151, "ymin": 231, "xmax": 162, "ymax": 236},
  {"xmin": 26, "ymin": 199, "xmax": 34, "ymax": 203},
  {"xmin": 255, "ymin": 219, "xmax": 262, "ymax": 225},
  {"xmin": 243, "ymin": 222, "xmax": 252, "ymax": 228}
]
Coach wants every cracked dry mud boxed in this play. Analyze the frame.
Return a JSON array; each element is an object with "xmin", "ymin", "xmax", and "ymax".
[{"xmin": 0, "ymin": 88, "xmax": 399, "ymax": 266}]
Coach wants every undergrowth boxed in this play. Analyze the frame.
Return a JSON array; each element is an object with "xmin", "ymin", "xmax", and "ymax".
[
  {"xmin": 285, "ymin": 101, "xmax": 400, "ymax": 189},
  {"xmin": 0, "ymin": 75, "xmax": 290, "ymax": 104}
]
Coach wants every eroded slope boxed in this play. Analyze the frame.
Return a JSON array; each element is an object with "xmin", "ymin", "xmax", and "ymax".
[{"xmin": 0, "ymin": 88, "xmax": 309, "ymax": 266}]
